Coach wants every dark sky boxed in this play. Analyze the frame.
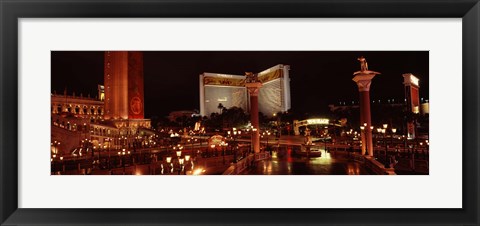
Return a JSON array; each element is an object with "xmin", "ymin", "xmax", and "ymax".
[{"xmin": 51, "ymin": 51, "xmax": 429, "ymax": 118}]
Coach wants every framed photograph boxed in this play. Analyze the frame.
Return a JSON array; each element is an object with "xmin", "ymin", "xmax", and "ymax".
[{"xmin": 1, "ymin": 0, "xmax": 478, "ymax": 225}]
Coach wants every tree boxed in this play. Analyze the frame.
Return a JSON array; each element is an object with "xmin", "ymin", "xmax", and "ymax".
[
  {"xmin": 222, "ymin": 107, "xmax": 248, "ymax": 128},
  {"xmin": 217, "ymin": 103, "xmax": 225, "ymax": 114}
]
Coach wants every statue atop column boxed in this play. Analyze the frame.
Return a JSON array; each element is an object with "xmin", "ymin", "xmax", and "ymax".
[
  {"xmin": 304, "ymin": 127, "xmax": 312, "ymax": 145},
  {"xmin": 245, "ymin": 72, "xmax": 259, "ymax": 83},
  {"xmin": 357, "ymin": 56, "xmax": 369, "ymax": 72}
]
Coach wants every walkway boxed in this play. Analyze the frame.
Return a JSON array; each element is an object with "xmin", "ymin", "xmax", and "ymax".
[{"xmin": 243, "ymin": 150, "xmax": 372, "ymax": 175}]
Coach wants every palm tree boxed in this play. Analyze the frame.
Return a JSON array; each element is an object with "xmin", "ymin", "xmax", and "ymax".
[{"xmin": 217, "ymin": 103, "xmax": 224, "ymax": 114}]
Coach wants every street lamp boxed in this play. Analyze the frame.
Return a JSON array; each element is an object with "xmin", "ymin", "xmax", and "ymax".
[
  {"xmin": 391, "ymin": 128, "xmax": 397, "ymax": 155},
  {"xmin": 264, "ymin": 130, "xmax": 271, "ymax": 153},
  {"xmin": 185, "ymin": 154, "xmax": 193, "ymax": 174},
  {"xmin": 166, "ymin": 156, "xmax": 173, "ymax": 174},
  {"xmin": 118, "ymin": 149, "xmax": 127, "ymax": 174},
  {"xmin": 376, "ymin": 127, "xmax": 382, "ymax": 156},
  {"xmin": 52, "ymin": 141, "xmax": 60, "ymax": 155},
  {"xmin": 382, "ymin": 124, "xmax": 390, "ymax": 168},
  {"xmin": 251, "ymin": 127, "xmax": 257, "ymax": 153},
  {"xmin": 220, "ymin": 141, "xmax": 228, "ymax": 165},
  {"xmin": 228, "ymin": 128, "xmax": 241, "ymax": 162},
  {"xmin": 194, "ymin": 138, "xmax": 198, "ymax": 158},
  {"xmin": 178, "ymin": 158, "xmax": 185, "ymax": 175},
  {"xmin": 360, "ymin": 124, "xmax": 367, "ymax": 155},
  {"xmin": 59, "ymin": 156, "xmax": 65, "ymax": 173},
  {"xmin": 188, "ymin": 139, "xmax": 194, "ymax": 157},
  {"xmin": 210, "ymin": 144, "xmax": 215, "ymax": 157}
]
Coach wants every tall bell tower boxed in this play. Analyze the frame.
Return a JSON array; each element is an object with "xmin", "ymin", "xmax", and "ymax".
[{"xmin": 104, "ymin": 51, "xmax": 144, "ymax": 120}]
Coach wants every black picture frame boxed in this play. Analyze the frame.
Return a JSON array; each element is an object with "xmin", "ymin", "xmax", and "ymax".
[{"xmin": 1, "ymin": 0, "xmax": 478, "ymax": 225}]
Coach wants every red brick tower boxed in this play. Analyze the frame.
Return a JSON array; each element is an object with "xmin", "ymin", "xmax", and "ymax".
[{"xmin": 104, "ymin": 51, "xmax": 144, "ymax": 120}]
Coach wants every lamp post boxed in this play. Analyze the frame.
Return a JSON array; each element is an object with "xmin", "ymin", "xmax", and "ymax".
[
  {"xmin": 221, "ymin": 141, "xmax": 227, "ymax": 165},
  {"xmin": 166, "ymin": 156, "xmax": 173, "ymax": 174},
  {"xmin": 262, "ymin": 132, "xmax": 265, "ymax": 152},
  {"xmin": 266, "ymin": 131, "xmax": 272, "ymax": 155},
  {"xmin": 52, "ymin": 141, "xmax": 60, "ymax": 156},
  {"xmin": 105, "ymin": 139, "xmax": 111, "ymax": 170},
  {"xmin": 60, "ymin": 156, "xmax": 64, "ymax": 173},
  {"xmin": 251, "ymin": 127, "xmax": 257, "ymax": 153},
  {"xmin": 50, "ymin": 157, "xmax": 54, "ymax": 174},
  {"xmin": 118, "ymin": 149, "xmax": 127, "ymax": 174},
  {"xmin": 228, "ymin": 128, "xmax": 240, "ymax": 162},
  {"xmin": 425, "ymin": 139, "xmax": 429, "ymax": 158},
  {"xmin": 176, "ymin": 149, "xmax": 182, "ymax": 159},
  {"xmin": 185, "ymin": 155, "xmax": 191, "ymax": 172},
  {"xmin": 227, "ymin": 130, "xmax": 231, "ymax": 155},
  {"xmin": 346, "ymin": 130, "xmax": 351, "ymax": 155},
  {"xmin": 190, "ymin": 138, "xmax": 194, "ymax": 157},
  {"xmin": 210, "ymin": 144, "xmax": 215, "ymax": 157},
  {"xmin": 92, "ymin": 145, "xmax": 97, "ymax": 169},
  {"xmin": 369, "ymin": 126, "xmax": 374, "ymax": 155},
  {"xmin": 176, "ymin": 148, "xmax": 183, "ymax": 175},
  {"xmin": 264, "ymin": 131, "xmax": 271, "ymax": 153},
  {"xmin": 391, "ymin": 128, "xmax": 397, "ymax": 152},
  {"xmin": 419, "ymin": 142, "xmax": 424, "ymax": 159},
  {"xmin": 178, "ymin": 157, "xmax": 185, "ymax": 175},
  {"xmin": 376, "ymin": 127, "xmax": 382, "ymax": 157},
  {"xmin": 382, "ymin": 124, "xmax": 390, "ymax": 168},
  {"xmin": 194, "ymin": 138, "xmax": 198, "ymax": 158},
  {"xmin": 246, "ymin": 127, "xmax": 250, "ymax": 153},
  {"xmin": 360, "ymin": 124, "xmax": 367, "ymax": 155}
]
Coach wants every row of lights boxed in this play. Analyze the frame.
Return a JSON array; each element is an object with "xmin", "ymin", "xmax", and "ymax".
[{"xmin": 359, "ymin": 123, "xmax": 396, "ymax": 134}]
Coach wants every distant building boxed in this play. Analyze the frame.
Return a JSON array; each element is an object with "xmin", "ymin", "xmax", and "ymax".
[
  {"xmin": 421, "ymin": 102, "xmax": 429, "ymax": 115},
  {"xmin": 403, "ymin": 73, "xmax": 421, "ymax": 139},
  {"xmin": 403, "ymin": 73, "xmax": 420, "ymax": 114},
  {"xmin": 168, "ymin": 110, "xmax": 197, "ymax": 122},
  {"xmin": 51, "ymin": 92, "xmax": 104, "ymax": 119},
  {"xmin": 199, "ymin": 64, "xmax": 291, "ymax": 117}
]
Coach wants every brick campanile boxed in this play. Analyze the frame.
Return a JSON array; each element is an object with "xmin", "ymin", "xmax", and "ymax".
[{"xmin": 104, "ymin": 51, "xmax": 144, "ymax": 120}]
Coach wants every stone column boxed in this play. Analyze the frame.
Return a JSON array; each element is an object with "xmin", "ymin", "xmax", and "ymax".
[
  {"xmin": 245, "ymin": 82, "xmax": 263, "ymax": 153},
  {"xmin": 353, "ymin": 70, "xmax": 380, "ymax": 156}
]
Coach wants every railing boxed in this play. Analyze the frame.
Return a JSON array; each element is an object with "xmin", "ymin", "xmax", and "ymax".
[
  {"xmin": 222, "ymin": 154, "xmax": 254, "ymax": 175},
  {"xmin": 351, "ymin": 153, "xmax": 396, "ymax": 175},
  {"xmin": 223, "ymin": 152, "xmax": 271, "ymax": 175},
  {"xmin": 254, "ymin": 152, "xmax": 271, "ymax": 161},
  {"xmin": 351, "ymin": 153, "xmax": 365, "ymax": 164}
]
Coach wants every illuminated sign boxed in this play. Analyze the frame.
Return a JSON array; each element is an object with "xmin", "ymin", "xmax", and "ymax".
[
  {"xmin": 208, "ymin": 135, "xmax": 224, "ymax": 146},
  {"xmin": 204, "ymin": 77, "xmax": 245, "ymax": 87},
  {"xmin": 306, "ymin": 118, "xmax": 330, "ymax": 125}
]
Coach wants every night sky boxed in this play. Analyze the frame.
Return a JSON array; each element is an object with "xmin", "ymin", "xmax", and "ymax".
[{"xmin": 51, "ymin": 51, "xmax": 429, "ymax": 118}]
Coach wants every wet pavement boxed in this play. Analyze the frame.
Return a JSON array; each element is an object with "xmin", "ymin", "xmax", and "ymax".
[{"xmin": 244, "ymin": 150, "xmax": 372, "ymax": 175}]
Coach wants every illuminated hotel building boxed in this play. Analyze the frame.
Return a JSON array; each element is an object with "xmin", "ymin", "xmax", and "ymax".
[{"xmin": 199, "ymin": 64, "xmax": 291, "ymax": 117}]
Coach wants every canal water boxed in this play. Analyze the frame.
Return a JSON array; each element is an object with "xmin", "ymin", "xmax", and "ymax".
[{"xmin": 244, "ymin": 148, "xmax": 372, "ymax": 175}]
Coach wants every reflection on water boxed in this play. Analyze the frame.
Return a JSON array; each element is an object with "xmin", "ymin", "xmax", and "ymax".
[{"xmin": 246, "ymin": 149, "xmax": 370, "ymax": 175}]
